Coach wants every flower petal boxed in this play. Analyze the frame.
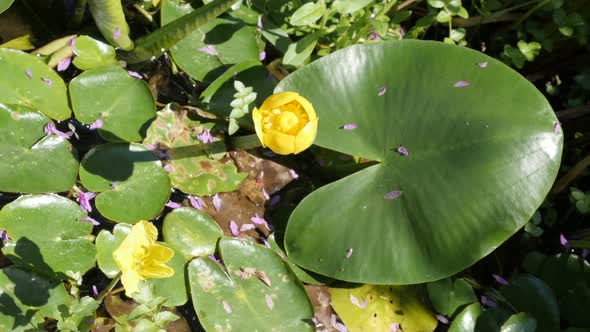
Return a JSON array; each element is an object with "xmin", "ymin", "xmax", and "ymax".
[
  {"xmin": 260, "ymin": 92, "xmax": 300, "ymax": 110},
  {"xmin": 265, "ymin": 294, "xmax": 274, "ymax": 310},
  {"xmin": 212, "ymin": 194, "xmax": 221, "ymax": 212},
  {"xmin": 263, "ymin": 129, "xmax": 296, "ymax": 155},
  {"xmin": 57, "ymin": 58, "xmax": 71, "ymax": 72},
  {"xmin": 340, "ymin": 124, "xmax": 358, "ymax": 130},
  {"xmin": 120, "ymin": 270, "xmax": 142, "ymax": 296},
  {"xmin": 294, "ymin": 117, "xmax": 318, "ymax": 154},
  {"xmin": 229, "ymin": 220, "xmax": 239, "ymax": 237},
  {"xmin": 492, "ymin": 274, "xmax": 509, "ymax": 286},
  {"xmin": 384, "ymin": 191, "xmax": 402, "ymax": 200}
]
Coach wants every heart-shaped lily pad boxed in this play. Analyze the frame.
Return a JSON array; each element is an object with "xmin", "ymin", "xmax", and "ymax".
[
  {"xmin": 143, "ymin": 105, "xmax": 246, "ymax": 195},
  {"xmin": 162, "ymin": 207, "xmax": 223, "ymax": 260},
  {"xmin": 0, "ymin": 48, "xmax": 71, "ymax": 120},
  {"xmin": 79, "ymin": 143, "xmax": 171, "ymax": 223},
  {"xmin": 278, "ymin": 40, "xmax": 562, "ymax": 284},
  {"xmin": 161, "ymin": 0, "xmax": 259, "ymax": 82},
  {"xmin": 0, "ymin": 104, "xmax": 78, "ymax": 193},
  {"xmin": 69, "ymin": 66, "xmax": 156, "ymax": 142},
  {"xmin": 96, "ymin": 224, "xmax": 188, "ymax": 307},
  {"xmin": 0, "ymin": 194, "xmax": 96, "ymax": 278},
  {"xmin": 329, "ymin": 284, "xmax": 437, "ymax": 332},
  {"xmin": 71, "ymin": 35, "xmax": 119, "ymax": 70},
  {"xmin": 0, "ymin": 266, "xmax": 70, "ymax": 331},
  {"xmin": 427, "ymin": 277, "xmax": 477, "ymax": 317},
  {"xmin": 449, "ymin": 302, "xmax": 482, "ymax": 332},
  {"xmin": 188, "ymin": 238, "xmax": 314, "ymax": 331}
]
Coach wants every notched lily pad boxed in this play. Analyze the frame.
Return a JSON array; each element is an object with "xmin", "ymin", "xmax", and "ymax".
[
  {"xmin": 143, "ymin": 105, "xmax": 246, "ymax": 195},
  {"xmin": 329, "ymin": 284, "xmax": 437, "ymax": 332},
  {"xmin": 79, "ymin": 143, "xmax": 171, "ymax": 223},
  {"xmin": 188, "ymin": 238, "xmax": 314, "ymax": 331},
  {"xmin": 0, "ymin": 194, "xmax": 96, "ymax": 278},
  {"xmin": 0, "ymin": 104, "xmax": 78, "ymax": 193},
  {"xmin": 71, "ymin": 35, "xmax": 119, "ymax": 70},
  {"xmin": 69, "ymin": 66, "xmax": 156, "ymax": 142},
  {"xmin": 0, "ymin": 48, "xmax": 71, "ymax": 120},
  {"xmin": 279, "ymin": 40, "xmax": 562, "ymax": 284}
]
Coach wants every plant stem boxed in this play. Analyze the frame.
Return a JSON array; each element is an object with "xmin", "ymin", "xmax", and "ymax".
[
  {"xmin": 97, "ymin": 273, "xmax": 121, "ymax": 302},
  {"xmin": 133, "ymin": 3, "xmax": 154, "ymax": 23},
  {"xmin": 229, "ymin": 134, "xmax": 263, "ymax": 150},
  {"xmin": 396, "ymin": 0, "xmax": 421, "ymax": 11},
  {"xmin": 512, "ymin": 0, "xmax": 551, "ymax": 28}
]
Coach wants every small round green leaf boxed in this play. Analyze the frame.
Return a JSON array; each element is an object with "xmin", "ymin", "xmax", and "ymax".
[
  {"xmin": 0, "ymin": 266, "xmax": 70, "ymax": 331},
  {"xmin": 144, "ymin": 244, "xmax": 188, "ymax": 307},
  {"xmin": 0, "ymin": 104, "xmax": 79, "ymax": 193},
  {"xmin": 500, "ymin": 274, "xmax": 559, "ymax": 332},
  {"xmin": 0, "ymin": 48, "xmax": 71, "ymax": 120},
  {"xmin": 0, "ymin": 194, "xmax": 96, "ymax": 277},
  {"xmin": 449, "ymin": 302, "xmax": 482, "ymax": 332},
  {"xmin": 143, "ymin": 106, "xmax": 246, "ymax": 195},
  {"xmin": 500, "ymin": 313, "xmax": 537, "ymax": 332},
  {"xmin": 163, "ymin": 207, "xmax": 223, "ymax": 260},
  {"xmin": 188, "ymin": 238, "xmax": 314, "ymax": 331},
  {"xmin": 278, "ymin": 40, "xmax": 562, "ymax": 284},
  {"xmin": 427, "ymin": 277, "xmax": 477, "ymax": 317},
  {"xmin": 79, "ymin": 143, "xmax": 171, "ymax": 223},
  {"xmin": 329, "ymin": 284, "xmax": 437, "ymax": 332},
  {"xmin": 96, "ymin": 223, "xmax": 132, "ymax": 278},
  {"xmin": 71, "ymin": 35, "xmax": 119, "ymax": 70},
  {"xmin": 69, "ymin": 66, "xmax": 156, "ymax": 142}
]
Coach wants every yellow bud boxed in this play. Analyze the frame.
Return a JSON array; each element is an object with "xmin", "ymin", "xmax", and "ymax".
[{"xmin": 252, "ymin": 92, "xmax": 318, "ymax": 155}]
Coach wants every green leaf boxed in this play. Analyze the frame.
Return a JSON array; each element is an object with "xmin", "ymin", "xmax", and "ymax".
[
  {"xmin": 79, "ymin": 143, "xmax": 171, "ymax": 223},
  {"xmin": 290, "ymin": 2, "xmax": 326, "ymax": 26},
  {"xmin": 228, "ymin": 118, "xmax": 239, "ymax": 135},
  {"xmin": 329, "ymin": 284, "xmax": 437, "ymax": 332},
  {"xmin": 283, "ymin": 32, "xmax": 319, "ymax": 67},
  {"xmin": 278, "ymin": 40, "xmax": 562, "ymax": 284},
  {"xmin": 0, "ymin": 266, "xmax": 70, "ymax": 331},
  {"xmin": 0, "ymin": 104, "xmax": 79, "ymax": 193},
  {"xmin": 267, "ymin": 234, "xmax": 328, "ymax": 285},
  {"xmin": 130, "ymin": 0, "xmax": 245, "ymax": 72},
  {"xmin": 71, "ymin": 35, "xmax": 119, "ymax": 70},
  {"xmin": 143, "ymin": 106, "xmax": 246, "ymax": 195},
  {"xmin": 500, "ymin": 274, "xmax": 559, "ymax": 332},
  {"xmin": 143, "ymin": 244, "xmax": 189, "ymax": 307},
  {"xmin": 87, "ymin": 0, "xmax": 134, "ymax": 50},
  {"xmin": 0, "ymin": 194, "xmax": 96, "ymax": 278},
  {"xmin": 500, "ymin": 313, "xmax": 537, "ymax": 332},
  {"xmin": 332, "ymin": 0, "xmax": 373, "ymax": 14},
  {"xmin": 0, "ymin": 0, "xmax": 15, "ymax": 14},
  {"xmin": 0, "ymin": 48, "xmax": 71, "ymax": 120},
  {"xmin": 427, "ymin": 277, "xmax": 477, "ymax": 317},
  {"xmin": 188, "ymin": 238, "xmax": 314, "ymax": 331},
  {"xmin": 428, "ymin": 0, "xmax": 445, "ymax": 8},
  {"xmin": 0, "ymin": 35, "xmax": 35, "ymax": 50},
  {"xmin": 448, "ymin": 302, "xmax": 482, "ymax": 332},
  {"xmin": 162, "ymin": 207, "xmax": 223, "ymax": 261},
  {"xmin": 96, "ymin": 223, "xmax": 132, "ymax": 278},
  {"xmin": 69, "ymin": 66, "xmax": 156, "ymax": 142},
  {"xmin": 517, "ymin": 41, "xmax": 542, "ymax": 62},
  {"xmin": 435, "ymin": 10, "xmax": 452, "ymax": 23},
  {"xmin": 475, "ymin": 307, "xmax": 512, "ymax": 332}
]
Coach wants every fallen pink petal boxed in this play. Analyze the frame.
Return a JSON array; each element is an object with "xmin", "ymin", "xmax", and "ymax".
[
  {"xmin": 25, "ymin": 69, "xmax": 32, "ymax": 79},
  {"xmin": 113, "ymin": 27, "xmax": 121, "ymax": 41},
  {"xmin": 257, "ymin": 15, "xmax": 263, "ymax": 32},
  {"xmin": 57, "ymin": 57, "xmax": 71, "ymax": 72},
  {"xmin": 478, "ymin": 61, "xmax": 488, "ymax": 68},
  {"xmin": 435, "ymin": 314, "xmax": 449, "ymax": 324},
  {"xmin": 262, "ymin": 188, "xmax": 270, "ymax": 200},
  {"xmin": 229, "ymin": 220, "xmax": 239, "ymax": 237},
  {"xmin": 389, "ymin": 323, "xmax": 400, "ymax": 332},
  {"xmin": 349, "ymin": 294, "xmax": 366, "ymax": 309},
  {"xmin": 384, "ymin": 191, "xmax": 402, "ymax": 200},
  {"xmin": 240, "ymin": 223, "xmax": 256, "ymax": 232},
  {"xmin": 396, "ymin": 146, "xmax": 408, "ymax": 156},
  {"xmin": 41, "ymin": 78, "xmax": 52, "ymax": 86},
  {"xmin": 346, "ymin": 248, "xmax": 353, "ymax": 258},
  {"xmin": 481, "ymin": 295, "xmax": 497, "ymax": 307},
  {"xmin": 378, "ymin": 86, "xmax": 387, "ymax": 96},
  {"xmin": 166, "ymin": 200, "xmax": 182, "ymax": 209},
  {"xmin": 222, "ymin": 301, "xmax": 232, "ymax": 314},
  {"xmin": 289, "ymin": 169, "xmax": 299, "ymax": 179},
  {"xmin": 197, "ymin": 129, "xmax": 215, "ymax": 144},
  {"xmin": 198, "ymin": 45, "xmax": 218, "ymax": 56},
  {"xmin": 44, "ymin": 123, "xmax": 72, "ymax": 139},
  {"xmin": 554, "ymin": 121, "xmax": 561, "ymax": 134},
  {"xmin": 259, "ymin": 51, "xmax": 266, "ymax": 61},
  {"xmin": 264, "ymin": 294, "xmax": 274, "ymax": 310},
  {"xmin": 340, "ymin": 124, "xmax": 358, "ymax": 130},
  {"xmin": 81, "ymin": 217, "xmax": 100, "ymax": 226},
  {"xmin": 127, "ymin": 71, "xmax": 143, "ymax": 79},
  {"xmin": 560, "ymin": 233, "xmax": 570, "ymax": 249},
  {"xmin": 492, "ymin": 274, "xmax": 509, "ymax": 286},
  {"xmin": 454, "ymin": 81, "xmax": 471, "ymax": 88},
  {"xmin": 92, "ymin": 285, "xmax": 99, "ymax": 297},
  {"xmin": 0, "ymin": 229, "xmax": 9, "ymax": 242},
  {"xmin": 212, "ymin": 194, "xmax": 221, "ymax": 212},
  {"xmin": 189, "ymin": 195, "xmax": 203, "ymax": 210},
  {"xmin": 251, "ymin": 213, "xmax": 271, "ymax": 231},
  {"xmin": 77, "ymin": 192, "xmax": 97, "ymax": 213},
  {"xmin": 89, "ymin": 119, "xmax": 103, "ymax": 130}
]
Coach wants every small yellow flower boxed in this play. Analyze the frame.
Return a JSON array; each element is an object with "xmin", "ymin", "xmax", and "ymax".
[
  {"xmin": 252, "ymin": 92, "xmax": 318, "ymax": 155},
  {"xmin": 112, "ymin": 220, "xmax": 174, "ymax": 296}
]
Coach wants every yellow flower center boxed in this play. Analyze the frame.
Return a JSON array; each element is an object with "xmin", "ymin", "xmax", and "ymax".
[{"xmin": 261, "ymin": 101, "xmax": 309, "ymax": 136}]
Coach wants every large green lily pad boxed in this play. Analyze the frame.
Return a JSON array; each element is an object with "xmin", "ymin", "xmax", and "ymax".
[
  {"xmin": 278, "ymin": 40, "xmax": 562, "ymax": 284},
  {"xmin": 162, "ymin": 207, "xmax": 223, "ymax": 260},
  {"xmin": 329, "ymin": 284, "xmax": 437, "ymax": 332},
  {"xmin": 0, "ymin": 266, "xmax": 70, "ymax": 331},
  {"xmin": 161, "ymin": 0, "xmax": 259, "ymax": 82},
  {"xmin": 0, "ymin": 104, "xmax": 78, "ymax": 193},
  {"xmin": 188, "ymin": 238, "xmax": 314, "ymax": 331},
  {"xmin": 0, "ymin": 48, "xmax": 71, "ymax": 120},
  {"xmin": 79, "ymin": 143, "xmax": 171, "ymax": 223},
  {"xmin": 0, "ymin": 194, "xmax": 96, "ymax": 278},
  {"xmin": 69, "ymin": 66, "xmax": 156, "ymax": 142},
  {"xmin": 143, "ymin": 105, "xmax": 246, "ymax": 195}
]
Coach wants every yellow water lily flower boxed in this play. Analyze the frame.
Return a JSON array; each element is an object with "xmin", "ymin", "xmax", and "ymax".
[
  {"xmin": 252, "ymin": 92, "xmax": 318, "ymax": 155},
  {"xmin": 112, "ymin": 220, "xmax": 174, "ymax": 296}
]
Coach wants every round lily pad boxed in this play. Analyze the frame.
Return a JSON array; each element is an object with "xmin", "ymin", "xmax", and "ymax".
[
  {"xmin": 0, "ymin": 194, "xmax": 96, "ymax": 277},
  {"xmin": 278, "ymin": 40, "xmax": 562, "ymax": 284},
  {"xmin": 188, "ymin": 238, "xmax": 314, "ymax": 331},
  {"xmin": 0, "ymin": 104, "xmax": 79, "ymax": 193},
  {"xmin": 500, "ymin": 313, "xmax": 537, "ymax": 332},
  {"xmin": 96, "ymin": 223, "xmax": 132, "ymax": 278},
  {"xmin": 143, "ymin": 106, "xmax": 246, "ymax": 195},
  {"xmin": 161, "ymin": 0, "xmax": 259, "ymax": 82},
  {"xmin": 162, "ymin": 207, "xmax": 223, "ymax": 260},
  {"xmin": 0, "ymin": 48, "xmax": 71, "ymax": 120},
  {"xmin": 79, "ymin": 143, "xmax": 171, "ymax": 223},
  {"xmin": 146, "ymin": 244, "xmax": 189, "ymax": 307},
  {"xmin": 69, "ymin": 66, "xmax": 156, "ymax": 142},
  {"xmin": 427, "ymin": 277, "xmax": 477, "ymax": 317},
  {"xmin": 0, "ymin": 266, "xmax": 70, "ymax": 331},
  {"xmin": 449, "ymin": 302, "xmax": 482, "ymax": 332},
  {"xmin": 71, "ymin": 35, "xmax": 119, "ymax": 70}
]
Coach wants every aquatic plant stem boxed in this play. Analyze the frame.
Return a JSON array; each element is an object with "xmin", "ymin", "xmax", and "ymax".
[
  {"xmin": 229, "ymin": 134, "xmax": 263, "ymax": 151},
  {"xmin": 97, "ymin": 273, "xmax": 121, "ymax": 302}
]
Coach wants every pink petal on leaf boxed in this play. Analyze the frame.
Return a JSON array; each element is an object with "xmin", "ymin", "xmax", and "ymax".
[
  {"xmin": 25, "ymin": 69, "xmax": 32, "ymax": 79},
  {"xmin": 554, "ymin": 121, "xmax": 561, "ymax": 134},
  {"xmin": 396, "ymin": 146, "xmax": 408, "ymax": 156},
  {"xmin": 454, "ymin": 81, "xmax": 471, "ymax": 88},
  {"xmin": 222, "ymin": 301, "xmax": 232, "ymax": 314},
  {"xmin": 378, "ymin": 86, "xmax": 387, "ymax": 96},
  {"xmin": 113, "ymin": 27, "xmax": 120, "ymax": 41},
  {"xmin": 197, "ymin": 129, "xmax": 214, "ymax": 144},
  {"xmin": 265, "ymin": 294, "xmax": 274, "ymax": 310},
  {"xmin": 41, "ymin": 78, "xmax": 52, "ymax": 86},
  {"xmin": 198, "ymin": 45, "xmax": 218, "ymax": 56},
  {"xmin": 127, "ymin": 71, "xmax": 143, "ymax": 79},
  {"xmin": 384, "ymin": 191, "xmax": 402, "ymax": 200},
  {"xmin": 478, "ymin": 62, "xmax": 488, "ymax": 68},
  {"xmin": 389, "ymin": 323, "xmax": 400, "ymax": 332},
  {"xmin": 57, "ymin": 58, "xmax": 71, "ymax": 72},
  {"xmin": 89, "ymin": 119, "xmax": 103, "ymax": 130},
  {"xmin": 340, "ymin": 124, "xmax": 358, "ymax": 130},
  {"xmin": 346, "ymin": 248, "xmax": 353, "ymax": 258}
]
